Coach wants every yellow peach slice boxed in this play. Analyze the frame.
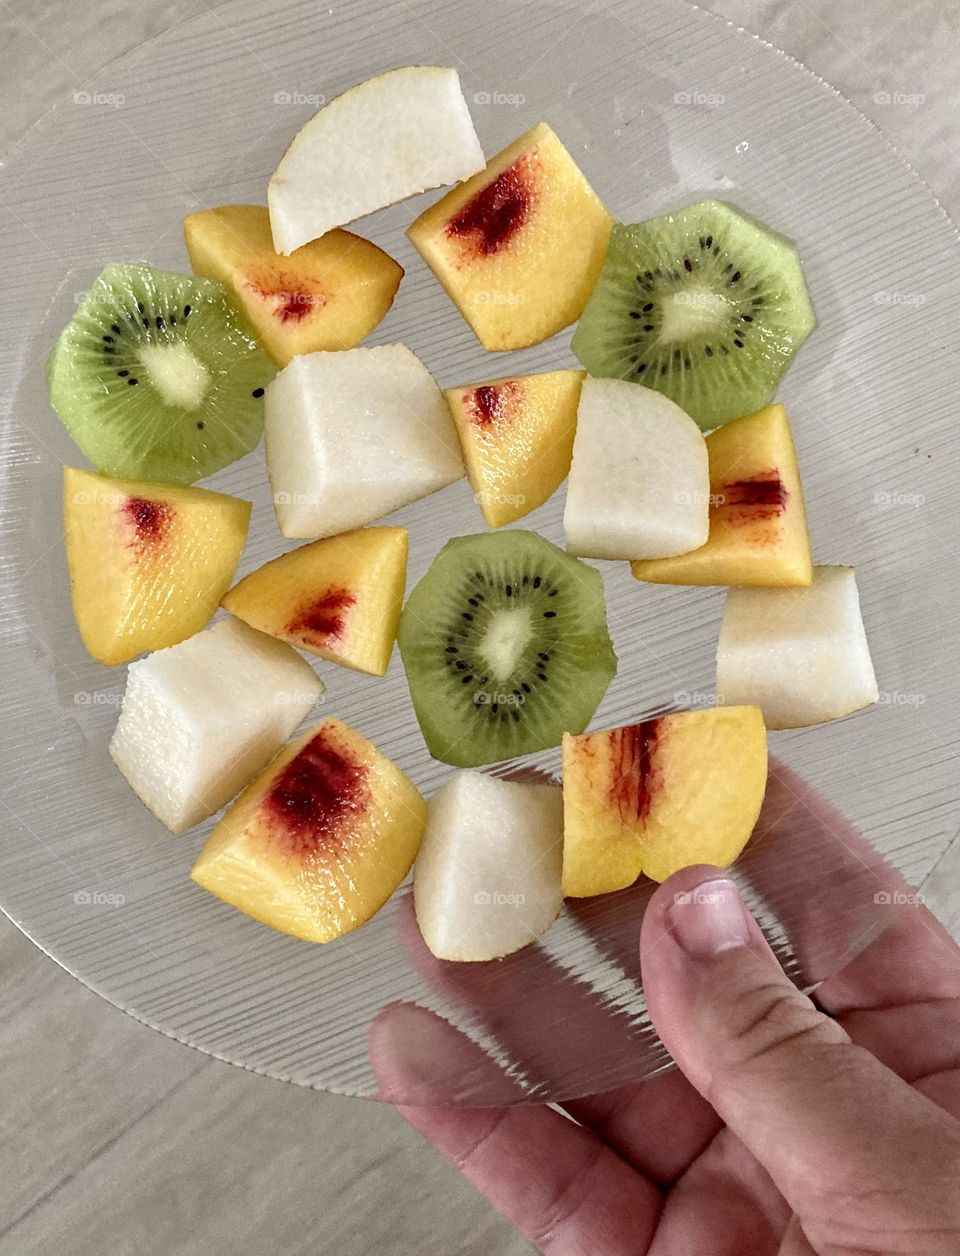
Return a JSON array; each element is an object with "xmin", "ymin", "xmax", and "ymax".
[
  {"xmin": 562, "ymin": 706, "xmax": 767, "ymax": 895},
  {"xmin": 221, "ymin": 527, "xmax": 408, "ymax": 677},
  {"xmin": 631, "ymin": 404, "xmax": 813, "ymax": 587},
  {"xmin": 191, "ymin": 717, "xmax": 427, "ymax": 943}
]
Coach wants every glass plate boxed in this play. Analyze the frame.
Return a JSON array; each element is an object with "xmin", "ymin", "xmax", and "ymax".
[{"xmin": 1, "ymin": 0, "xmax": 958, "ymax": 1107}]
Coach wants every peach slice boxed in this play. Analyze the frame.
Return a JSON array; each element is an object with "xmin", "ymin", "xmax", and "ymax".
[
  {"xmin": 183, "ymin": 204, "xmax": 402, "ymax": 368},
  {"xmin": 64, "ymin": 467, "xmax": 250, "ymax": 666},
  {"xmin": 444, "ymin": 369, "xmax": 584, "ymax": 527},
  {"xmin": 222, "ymin": 527, "xmax": 408, "ymax": 677},
  {"xmin": 408, "ymin": 122, "xmax": 613, "ymax": 351},
  {"xmin": 191, "ymin": 717, "xmax": 427, "ymax": 943},
  {"xmin": 631, "ymin": 404, "xmax": 813, "ymax": 587},
  {"xmin": 562, "ymin": 706, "xmax": 768, "ymax": 895}
]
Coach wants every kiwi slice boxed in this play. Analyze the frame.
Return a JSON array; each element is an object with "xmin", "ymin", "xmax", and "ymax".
[
  {"xmin": 571, "ymin": 200, "xmax": 816, "ymax": 428},
  {"xmin": 48, "ymin": 264, "xmax": 273, "ymax": 484},
  {"xmin": 397, "ymin": 531, "xmax": 617, "ymax": 767}
]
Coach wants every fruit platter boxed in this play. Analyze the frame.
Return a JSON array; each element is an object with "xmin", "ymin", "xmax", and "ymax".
[{"xmin": 0, "ymin": 0, "xmax": 958, "ymax": 1106}]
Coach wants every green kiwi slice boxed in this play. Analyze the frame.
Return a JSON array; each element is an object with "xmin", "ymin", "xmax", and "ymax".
[
  {"xmin": 48, "ymin": 263, "xmax": 273, "ymax": 484},
  {"xmin": 571, "ymin": 200, "xmax": 816, "ymax": 428},
  {"xmin": 397, "ymin": 531, "xmax": 617, "ymax": 767}
]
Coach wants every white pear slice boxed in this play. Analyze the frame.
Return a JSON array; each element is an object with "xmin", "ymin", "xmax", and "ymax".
[
  {"xmin": 715, "ymin": 565, "xmax": 879, "ymax": 729},
  {"xmin": 563, "ymin": 378, "xmax": 710, "ymax": 560},
  {"xmin": 414, "ymin": 772, "xmax": 564, "ymax": 962},
  {"xmin": 109, "ymin": 618, "xmax": 323, "ymax": 834},
  {"xmin": 265, "ymin": 343, "xmax": 464, "ymax": 539},
  {"xmin": 268, "ymin": 66, "xmax": 485, "ymax": 254}
]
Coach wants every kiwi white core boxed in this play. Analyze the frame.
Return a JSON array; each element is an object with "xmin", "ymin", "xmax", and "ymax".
[
  {"xmin": 137, "ymin": 342, "xmax": 210, "ymax": 410},
  {"xmin": 658, "ymin": 288, "xmax": 731, "ymax": 343},
  {"xmin": 479, "ymin": 608, "xmax": 533, "ymax": 683}
]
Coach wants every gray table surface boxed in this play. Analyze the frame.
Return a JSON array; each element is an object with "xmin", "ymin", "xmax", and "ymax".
[{"xmin": 1, "ymin": 2, "xmax": 958, "ymax": 1253}]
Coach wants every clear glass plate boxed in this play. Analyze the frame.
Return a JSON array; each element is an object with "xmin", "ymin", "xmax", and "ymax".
[{"xmin": 1, "ymin": 0, "xmax": 958, "ymax": 1106}]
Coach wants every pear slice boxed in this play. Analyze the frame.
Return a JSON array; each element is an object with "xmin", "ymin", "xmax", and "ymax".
[
  {"xmin": 563, "ymin": 378, "xmax": 710, "ymax": 560},
  {"xmin": 414, "ymin": 771, "xmax": 563, "ymax": 961},
  {"xmin": 715, "ymin": 566, "xmax": 879, "ymax": 728},
  {"xmin": 268, "ymin": 66, "xmax": 484, "ymax": 254}
]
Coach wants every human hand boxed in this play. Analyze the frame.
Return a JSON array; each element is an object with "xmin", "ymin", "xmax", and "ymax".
[{"xmin": 372, "ymin": 768, "xmax": 960, "ymax": 1255}]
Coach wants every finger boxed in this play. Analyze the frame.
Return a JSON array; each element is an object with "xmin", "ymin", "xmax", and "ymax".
[
  {"xmin": 641, "ymin": 866, "xmax": 960, "ymax": 1241},
  {"xmin": 370, "ymin": 1002, "xmax": 662, "ymax": 1255}
]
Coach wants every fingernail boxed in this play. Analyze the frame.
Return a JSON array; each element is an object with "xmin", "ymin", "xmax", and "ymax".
[{"xmin": 667, "ymin": 877, "xmax": 752, "ymax": 957}]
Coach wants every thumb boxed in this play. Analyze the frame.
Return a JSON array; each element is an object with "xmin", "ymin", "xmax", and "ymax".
[{"xmin": 640, "ymin": 867, "xmax": 960, "ymax": 1236}]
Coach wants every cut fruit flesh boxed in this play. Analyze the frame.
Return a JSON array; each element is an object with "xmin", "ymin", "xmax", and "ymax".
[
  {"xmin": 268, "ymin": 66, "xmax": 484, "ymax": 253},
  {"xmin": 64, "ymin": 467, "xmax": 251, "ymax": 666},
  {"xmin": 571, "ymin": 200, "xmax": 816, "ymax": 428},
  {"xmin": 631, "ymin": 403, "xmax": 813, "ymax": 587},
  {"xmin": 414, "ymin": 771, "xmax": 563, "ymax": 961},
  {"xmin": 184, "ymin": 204, "xmax": 403, "ymax": 367},
  {"xmin": 408, "ymin": 122, "xmax": 613, "ymax": 350},
  {"xmin": 109, "ymin": 618, "xmax": 323, "ymax": 834},
  {"xmin": 715, "ymin": 566, "xmax": 879, "ymax": 729},
  {"xmin": 48, "ymin": 264, "xmax": 273, "ymax": 484},
  {"xmin": 444, "ymin": 369, "xmax": 584, "ymax": 527},
  {"xmin": 397, "ymin": 530, "xmax": 617, "ymax": 767},
  {"xmin": 562, "ymin": 706, "xmax": 768, "ymax": 895},
  {"xmin": 563, "ymin": 378, "xmax": 710, "ymax": 560},
  {"xmin": 222, "ymin": 527, "xmax": 408, "ymax": 677},
  {"xmin": 191, "ymin": 718, "xmax": 427, "ymax": 943},
  {"xmin": 265, "ymin": 344, "xmax": 464, "ymax": 538}
]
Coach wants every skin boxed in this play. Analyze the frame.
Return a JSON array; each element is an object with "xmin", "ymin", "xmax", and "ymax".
[{"xmin": 370, "ymin": 764, "xmax": 960, "ymax": 1255}]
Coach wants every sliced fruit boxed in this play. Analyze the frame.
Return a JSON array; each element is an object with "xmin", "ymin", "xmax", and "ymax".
[
  {"xmin": 562, "ymin": 706, "xmax": 768, "ymax": 895},
  {"xmin": 48, "ymin": 264, "xmax": 273, "ymax": 484},
  {"xmin": 397, "ymin": 531, "xmax": 617, "ymax": 767},
  {"xmin": 631, "ymin": 403, "xmax": 813, "ymax": 587},
  {"xmin": 222, "ymin": 527, "xmax": 408, "ymax": 676},
  {"xmin": 183, "ymin": 204, "xmax": 403, "ymax": 367},
  {"xmin": 444, "ymin": 369, "xmax": 584, "ymax": 527},
  {"xmin": 64, "ymin": 467, "xmax": 250, "ymax": 666},
  {"xmin": 563, "ymin": 378, "xmax": 710, "ymax": 560},
  {"xmin": 266, "ymin": 344, "xmax": 463, "ymax": 538},
  {"xmin": 268, "ymin": 66, "xmax": 484, "ymax": 254},
  {"xmin": 109, "ymin": 618, "xmax": 323, "ymax": 834},
  {"xmin": 191, "ymin": 717, "xmax": 427, "ymax": 943},
  {"xmin": 408, "ymin": 122, "xmax": 613, "ymax": 350},
  {"xmin": 571, "ymin": 201, "xmax": 816, "ymax": 428},
  {"xmin": 414, "ymin": 771, "xmax": 563, "ymax": 961},
  {"xmin": 715, "ymin": 566, "xmax": 879, "ymax": 729}
]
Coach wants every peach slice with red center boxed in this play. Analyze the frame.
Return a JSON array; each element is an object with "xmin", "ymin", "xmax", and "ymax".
[
  {"xmin": 183, "ymin": 205, "xmax": 402, "ymax": 367},
  {"xmin": 562, "ymin": 706, "xmax": 768, "ymax": 896},
  {"xmin": 191, "ymin": 717, "xmax": 427, "ymax": 943},
  {"xmin": 631, "ymin": 404, "xmax": 813, "ymax": 587},
  {"xmin": 221, "ymin": 527, "xmax": 408, "ymax": 677},
  {"xmin": 64, "ymin": 467, "xmax": 250, "ymax": 666},
  {"xmin": 444, "ymin": 369, "xmax": 585, "ymax": 526},
  {"xmin": 408, "ymin": 123, "xmax": 613, "ymax": 351}
]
